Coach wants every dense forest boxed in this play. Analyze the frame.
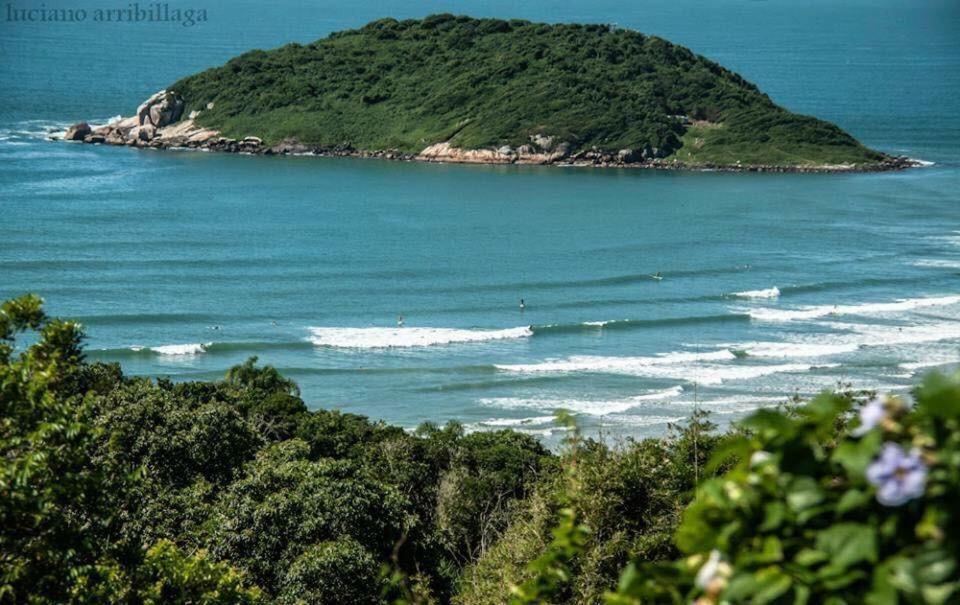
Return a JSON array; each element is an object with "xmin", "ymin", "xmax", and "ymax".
[
  {"xmin": 3, "ymin": 294, "xmax": 959, "ymax": 604},
  {"xmin": 169, "ymin": 15, "xmax": 885, "ymax": 167}
]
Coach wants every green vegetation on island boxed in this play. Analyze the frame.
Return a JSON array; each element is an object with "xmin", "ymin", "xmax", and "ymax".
[
  {"xmin": 167, "ymin": 15, "xmax": 887, "ymax": 168},
  {"xmin": 4, "ymin": 293, "xmax": 958, "ymax": 604}
]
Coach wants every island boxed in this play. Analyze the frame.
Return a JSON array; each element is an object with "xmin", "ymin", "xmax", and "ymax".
[{"xmin": 62, "ymin": 15, "xmax": 916, "ymax": 172}]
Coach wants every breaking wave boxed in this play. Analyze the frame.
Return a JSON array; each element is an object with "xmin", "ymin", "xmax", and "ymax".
[
  {"xmin": 99, "ymin": 342, "xmax": 213, "ymax": 357},
  {"xmin": 530, "ymin": 313, "xmax": 749, "ymax": 335},
  {"xmin": 496, "ymin": 354, "xmax": 835, "ymax": 385},
  {"xmin": 479, "ymin": 385, "xmax": 685, "ymax": 415},
  {"xmin": 733, "ymin": 286, "xmax": 780, "ymax": 299},
  {"xmin": 744, "ymin": 294, "xmax": 960, "ymax": 322},
  {"xmin": 306, "ymin": 326, "xmax": 533, "ymax": 349}
]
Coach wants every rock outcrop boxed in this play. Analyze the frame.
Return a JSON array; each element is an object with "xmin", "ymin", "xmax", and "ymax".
[
  {"xmin": 418, "ymin": 134, "xmax": 575, "ymax": 165},
  {"xmin": 57, "ymin": 91, "xmax": 920, "ymax": 173},
  {"xmin": 62, "ymin": 90, "xmax": 218, "ymax": 149},
  {"xmin": 64, "ymin": 122, "xmax": 92, "ymax": 141}
]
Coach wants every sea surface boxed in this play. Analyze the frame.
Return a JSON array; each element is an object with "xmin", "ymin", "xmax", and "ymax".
[{"xmin": 2, "ymin": 0, "xmax": 959, "ymax": 442}]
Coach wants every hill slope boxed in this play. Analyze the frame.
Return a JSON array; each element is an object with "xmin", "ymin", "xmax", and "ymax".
[
  {"xmin": 167, "ymin": 15, "xmax": 886, "ymax": 167},
  {"xmin": 67, "ymin": 15, "xmax": 901, "ymax": 169}
]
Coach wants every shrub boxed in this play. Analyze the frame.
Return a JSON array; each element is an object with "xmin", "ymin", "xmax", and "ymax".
[
  {"xmin": 277, "ymin": 539, "xmax": 381, "ymax": 605},
  {"xmin": 612, "ymin": 374, "xmax": 960, "ymax": 604}
]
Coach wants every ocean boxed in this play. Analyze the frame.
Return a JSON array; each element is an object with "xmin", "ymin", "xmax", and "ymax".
[{"xmin": 2, "ymin": 0, "xmax": 959, "ymax": 441}]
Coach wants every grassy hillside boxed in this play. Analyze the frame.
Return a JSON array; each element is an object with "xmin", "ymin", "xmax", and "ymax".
[{"xmin": 170, "ymin": 15, "xmax": 885, "ymax": 167}]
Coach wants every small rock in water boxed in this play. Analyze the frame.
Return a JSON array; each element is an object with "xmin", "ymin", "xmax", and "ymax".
[{"xmin": 64, "ymin": 122, "xmax": 92, "ymax": 141}]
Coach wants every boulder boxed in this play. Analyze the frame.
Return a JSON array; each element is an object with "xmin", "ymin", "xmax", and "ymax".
[
  {"xmin": 130, "ymin": 124, "xmax": 156, "ymax": 142},
  {"xmin": 64, "ymin": 122, "xmax": 92, "ymax": 141},
  {"xmin": 553, "ymin": 141, "xmax": 572, "ymax": 159},
  {"xmin": 136, "ymin": 90, "xmax": 184, "ymax": 129},
  {"xmin": 617, "ymin": 148, "xmax": 639, "ymax": 163},
  {"xmin": 271, "ymin": 139, "xmax": 310, "ymax": 155},
  {"xmin": 530, "ymin": 134, "xmax": 555, "ymax": 150}
]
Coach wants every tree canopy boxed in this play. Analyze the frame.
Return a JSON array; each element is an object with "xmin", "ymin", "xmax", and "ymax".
[{"xmin": 171, "ymin": 15, "xmax": 884, "ymax": 166}]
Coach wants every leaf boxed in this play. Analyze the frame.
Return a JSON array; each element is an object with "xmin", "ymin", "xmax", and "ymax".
[
  {"xmin": 914, "ymin": 548, "xmax": 956, "ymax": 585},
  {"xmin": 705, "ymin": 435, "xmax": 752, "ymax": 474},
  {"xmin": 740, "ymin": 410, "xmax": 795, "ymax": 440},
  {"xmin": 753, "ymin": 567, "xmax": 793, "ymax": 604},
  {"xmin": 799, "ymin": 393, "xmax": 849, "ymax": 431},
  {"xmin": 832, "ymin": 431, "xmax": 881, "ymax": 478},
  {"xmin": 815, "ymin": 523, "xmax": 878, "ymax": 570},
  {"xmin": 921, "ymin": 582, "xmax": 960, "ymax": 605},
  {"xmin": 742, "ymin": 536, "xmax": 784, "ymax": 565},
  {"xmin": 865, "ymin": 559, "xmax": 898, "ymax": 605},
  {"xmin": 835, "ymin": 489, "xmax": 871, "ymax": 515},
  {"xmin": 786, "ymin": 477, "xmax": 824, "ymax": 513},
  {"xmin": 759, "ymin": 501, "xmax": 785, "ymax": 531},
  {"xmin": 724, "ymin": 571, "xmax": 761, "ymax": 601},
  {"xmin": 915, "ymin": 372, "xmax": 960, "ymax": 419},
  {"xmin": 794, "ymin": 548, "xmax": 828, "ymax": 567}
]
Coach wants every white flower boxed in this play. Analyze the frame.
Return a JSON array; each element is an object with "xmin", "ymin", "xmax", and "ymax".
[
  {"xmin": 853, "ymin": 397, "xmax": 886, "ymax": 436},
  {"xmin": 750, "ymin": 450, "xmax": 772, "ymax": 467},
  {"xmin": 695, "ymin": 550, "xmax": 722, "ymax": 590}
]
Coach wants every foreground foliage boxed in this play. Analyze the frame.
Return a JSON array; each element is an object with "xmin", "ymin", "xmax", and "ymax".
[
  {"xmin": 172, "ymin": 15, "xmax": 883, "ymax": 166},
  {"xmin": 608, "ymin": 378, "xmax": 960, "ymax": 604},
  {"xmin": 3, "ymin": 294, "xmax": 957, "ymax": 604}
]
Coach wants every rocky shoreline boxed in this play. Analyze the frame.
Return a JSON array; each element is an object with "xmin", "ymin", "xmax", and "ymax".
[{"xmin": 58, "ymin": 90, "xmax": 920, "ymax": 174}]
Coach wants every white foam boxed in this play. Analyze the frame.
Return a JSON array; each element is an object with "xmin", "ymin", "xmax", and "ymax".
[
  {"xmin": 911, "ymin": 259, "xmax": 960, "ymax": 269},
  {"xmin": 690, "ymin": 395, "xmax": 788, "ymax": 411},
  {"xmin": 826, "ymin": 321, "xmax": 960, "ymax": 347},
  {"xmin": 307, "ymin": 325, "xmax": 532, "ymax": 349},
  {"xmin": 745, "ymin": 294, "xmax": 960, "ymax": 322},
  {"xmin": 900, "ymin": 356, "xmax": 958, "ymax": 372},
  {"xmin": 478, "ymin": 416, "xmax": 557, "ymax": 427},
  {"xmin": 514, "ymin": 428, "xmax": 563, "ymax": 437},
  {"xmin": 733, "ymin": 286, "xmax": 780, "ymax": 299},
  {"xmin": 601, "ymin": 414, "xmax": 689, "ymax": 427},
  {"xmin": 927, "ymin": 233, "xmax": 960, "ymax": 247},
  {"xmin": 497, "ymin": 349, "xmax": 735, "ymax": 374},
  {"xmin": 911, "ymin": 158, "xmax": 935, "ymax": 167},
  {"xmin": 85, "ymin": 115, "xmax": 124, "ymax": 130},
  {"xmin": 633, "ymin": 384, "xmax": 685, "ymax": 400},
  {"xmin": 693, "ymin": 363, "xmax": 838, "ymax": 385},
  {"xmin": 479, "ymin": 385, "xmax": 685, "ymax": 416},
  {"xmin": 736, "ymin": 341, "xmax": 860, "ymax": 358},
  {"xmin": 150, "ymin": 343, "xmax": 209, "ymax": 356},
  {"xmin": 6, "ymin": 120, "xmax": 75, "ymax": 140},
  {"xmin": 497, "ymin": 355, "xmax": 833, "ymax": 385}
]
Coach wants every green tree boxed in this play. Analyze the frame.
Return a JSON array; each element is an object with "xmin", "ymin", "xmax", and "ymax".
[
  {"xmin": 277, "ymin": 538, "xmax": 382, "ymax": 605},
  {"xmin": 0, "ymin": 295, "xmax": 262, "ymax": 603}
]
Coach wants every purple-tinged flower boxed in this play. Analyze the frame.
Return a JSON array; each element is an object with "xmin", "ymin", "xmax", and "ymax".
[
  {"xmin": 853, "ymin": 397, "xmax": 886, "ymax": 436},
  {"xmin": 866, "ymin": 443, "xmax": 927, "ymax": 506}
]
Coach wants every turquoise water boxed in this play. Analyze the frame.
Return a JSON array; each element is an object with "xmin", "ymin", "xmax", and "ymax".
[{"xmin": 2, "ymin": 1, "xmax": 959, "ymax": 440}]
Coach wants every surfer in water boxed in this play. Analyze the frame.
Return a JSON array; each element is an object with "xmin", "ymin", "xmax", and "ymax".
[
  {"xmin": 519, "ymin": 299, "xmax": 525, "ymax": 311},
  {"xmin": 654, "ymin": 272, "xmax": 662, "ymax": 280},
  {"xmin": 397, "ymin": 315, "xmax": 404, "ymax": 327}
]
